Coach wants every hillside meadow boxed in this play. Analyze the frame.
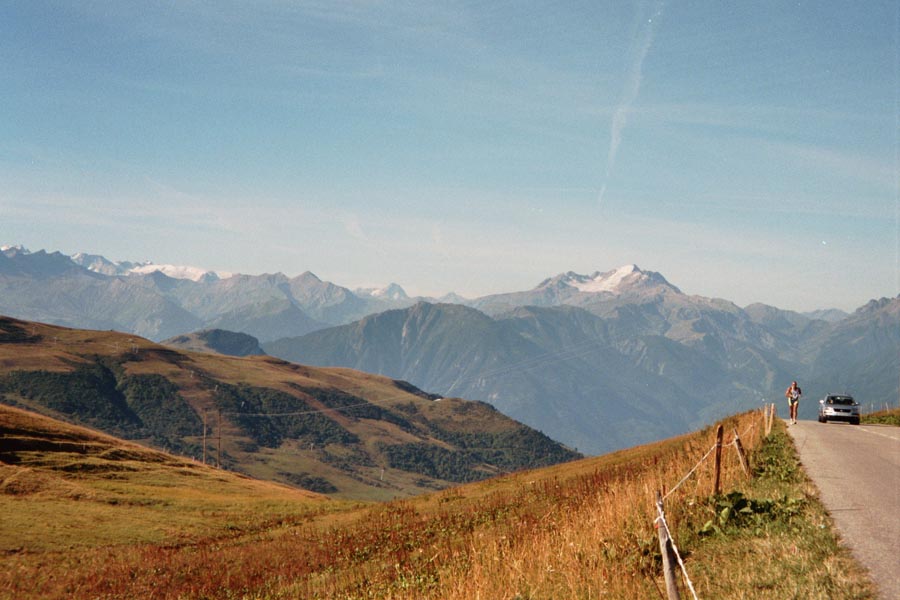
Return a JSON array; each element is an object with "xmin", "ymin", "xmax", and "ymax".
[
  {"xmin": 0, "ymin": 406, "xmax": 873, "ymax": 599},
  {"xmin": 0, "ymin": 317, "xmax": 579, "ymax": 501}
]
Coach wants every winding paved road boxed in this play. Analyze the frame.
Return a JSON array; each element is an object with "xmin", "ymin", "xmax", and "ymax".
[{"xmin": 787, "ymin": 420, "xmax": 900, "ymax": 599}]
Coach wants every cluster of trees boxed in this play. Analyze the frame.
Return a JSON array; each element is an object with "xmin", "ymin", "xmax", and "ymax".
[
  {"xmin": 0, "ymin": 359, "xmax": 202, "ymax": 454},
  {"xmin": 290, "ymin": 384, "xmax": 413, "ymax": 430},
  {"xmin": 277, "ymin": 470, "xmax": 338, "ymax": 494},
  {"xmin": 0, "ymin": 318, "xmax": 41, "ymax": 344},
  {"xmin": 382, "ymin": 443, "xmax": 486, "ymax": 483},
  {"xmin": 383, "ymin": 427, "xmax": 580, "ymax": 484},
  {"xmin": 214, "ymin": 383, "xmax": 358, "ymax": 448},
  {"xmin": 0, "ymin": 350, "xmax": 580, "ymax": 493}
]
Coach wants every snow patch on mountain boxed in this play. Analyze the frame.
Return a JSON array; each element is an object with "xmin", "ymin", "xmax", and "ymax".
[
  {"xmin": 355, "ymin": 283, "xmax": 409, "ymax": 301},
  {"xmin": 128, "ymin": 263, "xmax": 233, "ymax": 282},
  {"xmin": 566, "ymin": 265, "xmax": 652, "ymax": 294},
  {"xmin": 1, "ymin": 244, "xmax": 29, "ymax": 257},
  {"xmin": 68, "ymin": 250, "xmax": 233, "ymax": 281}
]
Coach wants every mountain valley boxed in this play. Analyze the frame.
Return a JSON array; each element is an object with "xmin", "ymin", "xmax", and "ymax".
[{"xmin": 2, "ymin": 245, "xmax": 897, "ymax": 456}]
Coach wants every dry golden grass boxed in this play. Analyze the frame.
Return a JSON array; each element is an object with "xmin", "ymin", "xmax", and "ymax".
[
  {"xmin": 0, "ymin": 404, "xmax": 349, "ymax": 556},
  {"xmin": 0, "ymin": 362, "xmax": 876, "ymax": 600},
  {"xmin": 5, "ymin": 407, "xmax": 872, "ymax": 599}
]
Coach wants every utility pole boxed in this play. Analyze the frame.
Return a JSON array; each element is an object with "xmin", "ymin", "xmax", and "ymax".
[
  {"xmin": 217, "ymin": 407, "xmax": 222, "ymax": 469},
  {"xmin": 202, "ymin": 411, "xmax": 207, "ymax": 465}
]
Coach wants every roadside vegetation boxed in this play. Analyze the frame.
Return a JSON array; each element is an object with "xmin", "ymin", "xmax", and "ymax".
[
  {"xmin": 862, "ymin": 406, "xmax": 900, "ymax": 426},
  {"xmin": 0, "ymin": 407, "xmax": 874, "ymax": 599}
]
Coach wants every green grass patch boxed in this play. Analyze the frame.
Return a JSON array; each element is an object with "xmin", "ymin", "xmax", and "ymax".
[
  {"xmin": 676, "ymin": 424, "xmax": 876, "ymax": 599},
  {"xmin": 862, "ymin": 406, "xmax": 900, "ymax": 426}
]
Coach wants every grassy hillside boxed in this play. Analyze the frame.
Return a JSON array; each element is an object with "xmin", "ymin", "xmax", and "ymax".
[
  {"xmin": 862, "ymin": 406, "xmax": 900, "ymax": 426},
  {"xmin": 0, "ymin": 407, "xmax": 873, "ymax": 599},
  {"xmin": 0, "ymin": 316, "xmax": 578, "ymax": 500},
  {"xmin": 0, "ymin": 404, "xmax": 342, "ymax": 553}
]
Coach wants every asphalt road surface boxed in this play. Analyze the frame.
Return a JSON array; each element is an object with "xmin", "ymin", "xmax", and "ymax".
[{"xmin": 788, "ymin": 419, "xmax": 900, "ymax": 599}]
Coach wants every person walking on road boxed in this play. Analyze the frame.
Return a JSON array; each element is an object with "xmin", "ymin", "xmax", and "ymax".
[{"xmin": 785, "ymin": 380, "xmax": 802, "ymax": 425}]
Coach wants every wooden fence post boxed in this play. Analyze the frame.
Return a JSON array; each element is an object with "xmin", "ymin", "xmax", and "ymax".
[
  {"xmin": 713, "ymin": 424, "xmax": 724, "ymax": 495},
  {"xmin": 656, "ymin": 491, "xmax": 682, "ymax": 600},
  {"xmin": 732, "ymin": 428, "xmax": 750, "ymax": 477}
]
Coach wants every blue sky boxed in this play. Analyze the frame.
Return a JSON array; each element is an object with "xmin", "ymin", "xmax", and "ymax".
[{"xmin": 2, "ymin": 1, "xmax": 897, "ymax": 311}]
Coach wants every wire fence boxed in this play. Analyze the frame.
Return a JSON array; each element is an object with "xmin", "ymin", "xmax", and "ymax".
[{"xmin": 652, "ymin": 411, "xmax": 767, "ymax": 600}]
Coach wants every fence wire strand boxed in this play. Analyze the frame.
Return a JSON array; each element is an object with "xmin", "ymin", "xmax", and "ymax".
[
  {"xmin": 654, "ymin": 413, "xmax": 767, "ymax": 598},
  {"xmin": 655, "ymin": 510, "xmax": 700, "ymax": 600},
  {"xmin": 662, "ymin": 443, "xmax": 717, "ymax": 502}
]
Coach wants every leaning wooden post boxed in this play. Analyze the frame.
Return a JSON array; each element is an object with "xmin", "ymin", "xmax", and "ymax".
[
  {"xmin": 656, "ymin": 491, "xmax": 682, "ymax": 600},
  {"xmin": 713, "ymin": 424, "xmax": 724, "ymax": 495},
  {"xmin": 732, "ymin": 428, "xmax": 750, "ymax": 477}
]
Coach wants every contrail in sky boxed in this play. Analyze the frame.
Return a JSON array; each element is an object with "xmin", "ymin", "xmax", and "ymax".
[{"xmin": 599, "ymin": 0, "xmax": 666, "ymax": 205}]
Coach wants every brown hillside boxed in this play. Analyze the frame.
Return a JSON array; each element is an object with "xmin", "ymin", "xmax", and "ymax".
[
  {"xmin": 0, "ymin": 403, "xmax": 334, "ymax": 553},
  {"xmin": 0, "ymin": 407, "xmax": 874, "ymax": 599},
  {"xmin": 0, "ymin": 316, "xmax": 579, "ymax": 500}
]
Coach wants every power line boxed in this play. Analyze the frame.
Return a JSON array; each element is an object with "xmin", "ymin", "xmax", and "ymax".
[{"xmin": 212, "ymin": 336, "xmax": 614, "ymax": 420}]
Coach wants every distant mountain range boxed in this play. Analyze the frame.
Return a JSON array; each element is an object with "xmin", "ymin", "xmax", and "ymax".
[
  {"xmin": 2, "ymin": 245, "xmax": 896, "ymax": 454},
  {"xmin": 0, "ymin": 245, "xmax": 418, "ymax": 341},
  {"xmin": 264, "ymin": 266, "xmax": 896, "ymax": 453}
]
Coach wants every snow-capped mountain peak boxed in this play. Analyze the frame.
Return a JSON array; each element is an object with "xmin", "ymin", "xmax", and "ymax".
[
  {"xmin": 541, "ymin": 264, "xmax": 678, "ymax": 296},
  {"xmin": 67, "ymin": 250, "xmax": 234, "ymax": 281},
  {"xmin": 128, "ymin": 263, "xmax": 233, "ymax": 282},
  {"xmin": 70, "ymin": 252, "xmax": 145, "ymax": 276},
  {"xmin": 355, "ymin": 283, "xmax": 409, "ymax": 301},
  {"xmin": 572, "ymin": 264, "xmax": 643, "ymax": 293},
  {"xmin": 1, "ymin": 244, "xmax": 30, "ymax": 257}
]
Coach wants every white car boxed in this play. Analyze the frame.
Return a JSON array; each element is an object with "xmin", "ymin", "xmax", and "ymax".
[{"xmin": 818, "ymin": 394, "xmax": 861, "ymax": 425}]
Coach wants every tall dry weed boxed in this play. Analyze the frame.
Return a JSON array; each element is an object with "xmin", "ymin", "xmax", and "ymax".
[{"xmin": 5, "ymin": 410, "xmax": 867, "ymax": 600}]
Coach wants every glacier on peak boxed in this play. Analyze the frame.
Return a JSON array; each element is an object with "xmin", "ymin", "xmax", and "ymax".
[
  {"xmin": 67, "ymin": 250, "xmax": 234, "ymax": 281},
  {"xmin": 1, "ymin": 244, "xmax": 29, "ymax": 257},
  {"xmin": 128, "ymin": 263, "xmax": 233, "ymax": 282},
  {"xmin": 544, "ymin": 264, "xmax": 677, "ymax": 295},
  {"xmin": 355, "ymin": 283, "xmax": 409, "ymax": 301},
  {"xmin": 571, "ymin": 264, "xmax": 643, "ymax": 293}
]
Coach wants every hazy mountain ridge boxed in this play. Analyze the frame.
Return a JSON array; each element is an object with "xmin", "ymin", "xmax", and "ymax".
[
  {"xmin": 806, "ymin": 297, "xmax": 900, "ymax": 407},
  {"xmin": 0, "ymin": 247, "xmax": 417, "ymax": 342},
  {"xmin": 264, "ymin": 294, "xmax": 898, "ymax": 455},
  {"xmin": 264, "ymin": 298, "xmax": 805, "ymax": 454},
  {"xmin": 2, "ymin": 245, "xmax": 895, "ymax": 456}
]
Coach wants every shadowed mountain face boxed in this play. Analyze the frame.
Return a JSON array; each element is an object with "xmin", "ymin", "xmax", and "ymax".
[
  {"xmin": 2, "ymin": 248, "xmax": 896, "ymax": 455},
  {"xmin": 266, "ymin": 296, "xmax": 899, "ymax": 455},
  {"xmin": 264, "ymin": 301, "xmax": 786, "ymax": 454},
  {"xmin": 803, "ymin": 298, "xmax": 900, "ymax": 416},
  {"xmin": 163, "ymin": 329, "xmax": 266, "ymax": 357}
]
